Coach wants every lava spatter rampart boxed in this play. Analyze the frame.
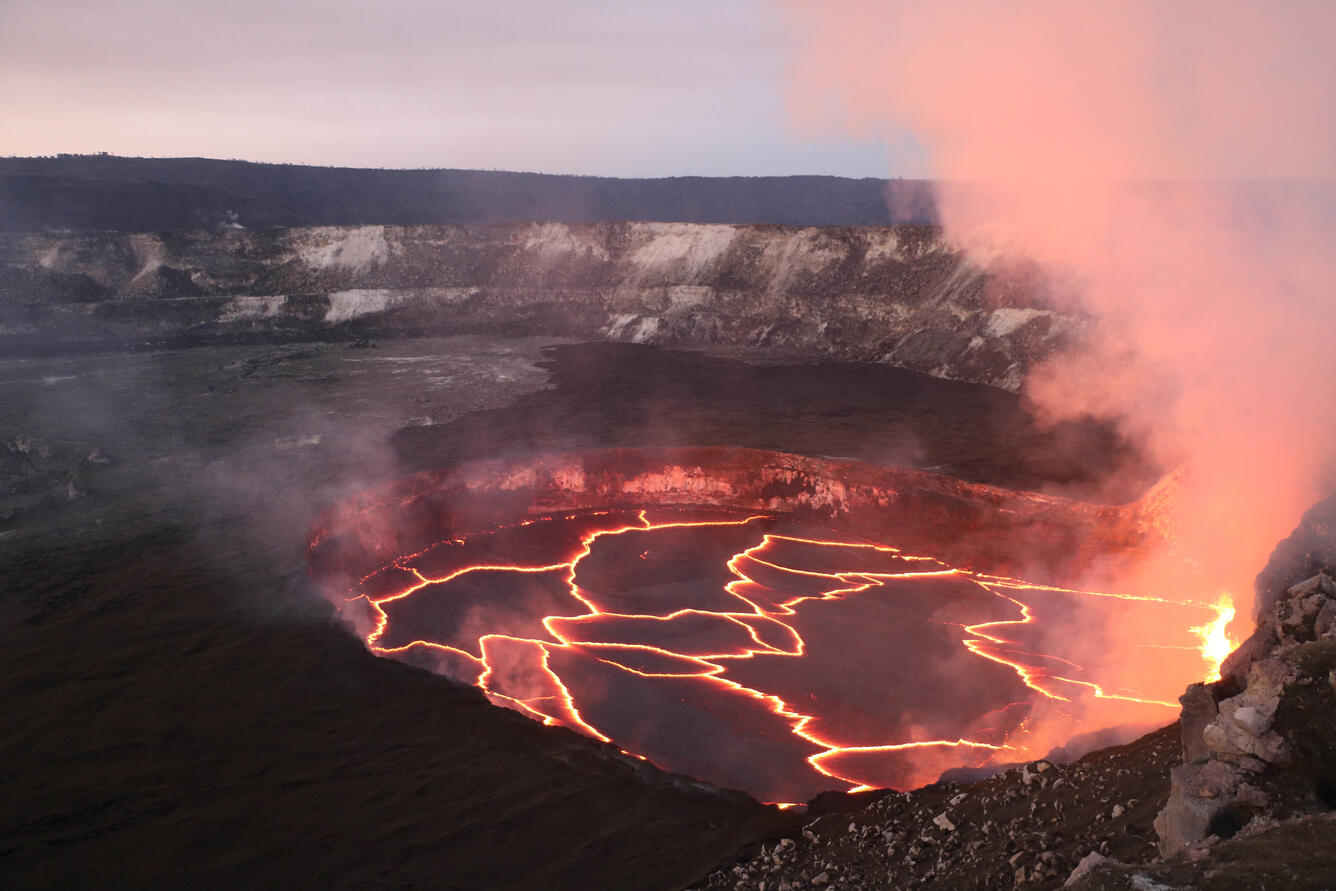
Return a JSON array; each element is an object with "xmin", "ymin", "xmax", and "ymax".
[{"xmin": 311, "ymin": 448, "xmax": 1233, "ymax": 804}]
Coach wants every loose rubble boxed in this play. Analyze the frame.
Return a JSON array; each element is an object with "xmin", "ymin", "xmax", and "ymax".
[{"xmin": 695, "ymin": 727, "xmax": 1178, "ymax": 890}]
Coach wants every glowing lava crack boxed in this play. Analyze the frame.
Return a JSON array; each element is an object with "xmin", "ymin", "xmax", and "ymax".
[{"xmin": 334, "ymin": 504, "xmax": 1233, "ymax": 804}]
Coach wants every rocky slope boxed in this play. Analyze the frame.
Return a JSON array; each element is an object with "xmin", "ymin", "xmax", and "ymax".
[{"xmin": 0, "ymin": 222, "xmax": 1071, "ymax": 390}]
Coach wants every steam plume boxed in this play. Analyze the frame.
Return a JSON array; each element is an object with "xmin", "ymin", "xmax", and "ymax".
[{"xmin": 779, "ymin": 1, "xmax": 1336, "ymax": 623}]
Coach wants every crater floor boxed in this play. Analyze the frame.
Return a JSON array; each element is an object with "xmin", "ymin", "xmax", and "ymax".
[{"xmin": 0, "ymin": 337, "xmax": 1151, "ymax": 888}]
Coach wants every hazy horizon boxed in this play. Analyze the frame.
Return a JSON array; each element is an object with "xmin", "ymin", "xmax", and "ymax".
[
  {"xmin": 0, "ymin": 1, "xmax": 908, "ymax": 179},
  {"xmin": 13, "ymin": 154, "xmax": 1336, "ymax": 187}
]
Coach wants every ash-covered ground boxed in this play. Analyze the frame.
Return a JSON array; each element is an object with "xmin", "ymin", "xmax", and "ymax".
[
  {"xmin": 4, "ymin": 335, "xmax": 1332, "ymax": 889},
  {"xmin": 1, "ymin": 335, "xmax": 1154, "ymax": 888}
]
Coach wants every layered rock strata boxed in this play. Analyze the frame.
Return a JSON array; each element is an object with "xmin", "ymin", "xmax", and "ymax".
[{"xmin": 0, "ymin": 222, "xmax": 1077, "ymax": 389}]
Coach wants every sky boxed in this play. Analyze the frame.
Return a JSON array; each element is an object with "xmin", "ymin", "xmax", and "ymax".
[{"xmin": 0, "ymin": 0, "xmax": 908, "ymax": 177}]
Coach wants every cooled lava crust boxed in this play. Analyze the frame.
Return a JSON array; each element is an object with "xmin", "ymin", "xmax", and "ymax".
[{"xmin": 309, "ymin": 447, "xmax": 1229, "ymax": 803}]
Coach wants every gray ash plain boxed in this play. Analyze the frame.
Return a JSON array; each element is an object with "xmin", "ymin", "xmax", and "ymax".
[{"xmin": 1, "ymin": 336, "xmax": 1150, "ymax": 888}]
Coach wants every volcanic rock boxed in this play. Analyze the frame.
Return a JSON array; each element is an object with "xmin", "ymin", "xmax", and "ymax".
[
  {"xmin": 1218, "ymin": 628, "xmax": 1275, "ymax": 689},
  {"xmin": 1063, "ymin": 851, "xmax": 1120, "ymax": 887},
  {"xmin": 0, "ymin": 155, "xmax": 941, "ymax": 233},
  {"xmin": 1153, "ymin": 761, "xmax": 1237, "ymax": 856},
  {"xmin": 116, "ymin": 264, "xmax": 203, "ymax": 300},
  {"xmin": 1177, "ymin": 683, "xmax": 1217, "ymax": 764},
  {"xmin": 0, "ymin": 263, "xmax": 107, "ymax": 303},
  {"xmin": 1156, "ymin": 662, "xmax": 1292, "ymax": 853},
  {"xmin": 1200, "ymin": 658, "xmax": 1293, "ymax": 767},
  {"xmin": 696, "ymin": 724, "xmax": 1182, "ymax": 891},
  {"xmin": 1316, "ymin": 598, "xmax": 1336, "ymax": 639},
  {"xmin": 1286, "ymin": 571, "xmax": 1336, "ymax": 601},
  {"xmin": 0, "ymin": 222, "xmax": 1080, "ymax": 391},
  {"xmin": 1152, "ymin": 522, "xmax": 1336, "ymax": 865},
  {"xmin": 1071, "ymin": 812, "xmax": 1336, "ymax": 890},
  {"xmin": 1252, "ymin": 494, "xmax": 1336, "ymax": 618}
]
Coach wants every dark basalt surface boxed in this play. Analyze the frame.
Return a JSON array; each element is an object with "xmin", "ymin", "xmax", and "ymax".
[
  {"xmin": 391, "ymin": 342, "xmax": 1150, "ymax": 502},
  {"xmin": 0, "ymin": 338, "xmax": 1146, "ymax": 889},
  {"xmin": 0, "ymin": 155, "xmax": 939, "ymax": 232}
]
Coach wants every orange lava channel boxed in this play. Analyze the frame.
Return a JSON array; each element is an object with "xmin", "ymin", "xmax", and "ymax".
[{"xmin": 342, "ymin": 511, "xmax": 1234, "ymax": 802}]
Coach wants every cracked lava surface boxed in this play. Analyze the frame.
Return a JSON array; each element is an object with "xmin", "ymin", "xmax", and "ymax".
[{"xmin": 334, "ymin": 506, "xmax": 1233, "ymax": 804}]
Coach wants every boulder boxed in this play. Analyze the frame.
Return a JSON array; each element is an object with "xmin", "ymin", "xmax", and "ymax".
[
  {"xmin": 1218, "ymin": 627, "xmax": 1275, "ymax": 688},
  {"xmin": 1279, "ymin": 592, "xmax": 1326, "ymax": 642},
  {"xmin": 1201, "ymin": 659, "xmax": 1294, "ymax": 765},
  {"xmin": 1153, "ymin": 762, "xmax": 1237, "ymax": 855},
  {"xmin": 1178, "ymin": 683, "xmax": 1217, "ymax": 764},
  {"xmin": 1242, "ymin": 658, "xmax": 1296, "ymax": 707},
  {"xmin": 1286, "ymin": 572, "xmax": 1336, "ymax": 600},
  {"xmin": 1202, "ymin": 708, "xmax": 1287, "ymax": 766},
  {"xmin": 1316, "ymin": 599, "xmax": 1336, "ymax": 638}
]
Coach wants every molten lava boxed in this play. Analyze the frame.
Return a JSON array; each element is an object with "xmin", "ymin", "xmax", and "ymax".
[{"xmin": 334, "ymin": 503, "xmax": 1233, "ymax": 804}]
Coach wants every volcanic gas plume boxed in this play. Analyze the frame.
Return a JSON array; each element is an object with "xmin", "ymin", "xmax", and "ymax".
[
  {"xmin": 313, "ymin": 449, "xmax": 1232, "ymax": 803},
  {"xmin": 779, "ymin": 0, "xmax": 1336, "ymax": 666}
]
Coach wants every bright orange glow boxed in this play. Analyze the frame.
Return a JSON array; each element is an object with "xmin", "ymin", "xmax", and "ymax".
[
  {"xmin": 1191, "ymin": 594, "xmax": 1238, "ymax": 681},
  {"xmin": 337, "ymin": 508, "xmax": 1233, "ymax": 802}
]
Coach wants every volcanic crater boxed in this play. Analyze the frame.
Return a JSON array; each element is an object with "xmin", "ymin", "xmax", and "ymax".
[
  {"xmin": 311, "ymin": 447, "xmax": 1233, "ymax": 804},
  {"xmin": 4, "ymin": 162, "xmax": 1333, "ymax": 888}
]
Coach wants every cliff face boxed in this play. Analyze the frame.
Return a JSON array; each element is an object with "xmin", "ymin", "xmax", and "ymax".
[{"xmin": 0, "ymin": 222, "xmax": 1076, "ymax": 390}]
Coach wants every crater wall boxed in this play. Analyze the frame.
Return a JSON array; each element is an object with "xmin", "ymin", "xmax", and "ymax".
[{"xmin": 0, "ymin": 222, "xmax": 1078, "ymax": 389}]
